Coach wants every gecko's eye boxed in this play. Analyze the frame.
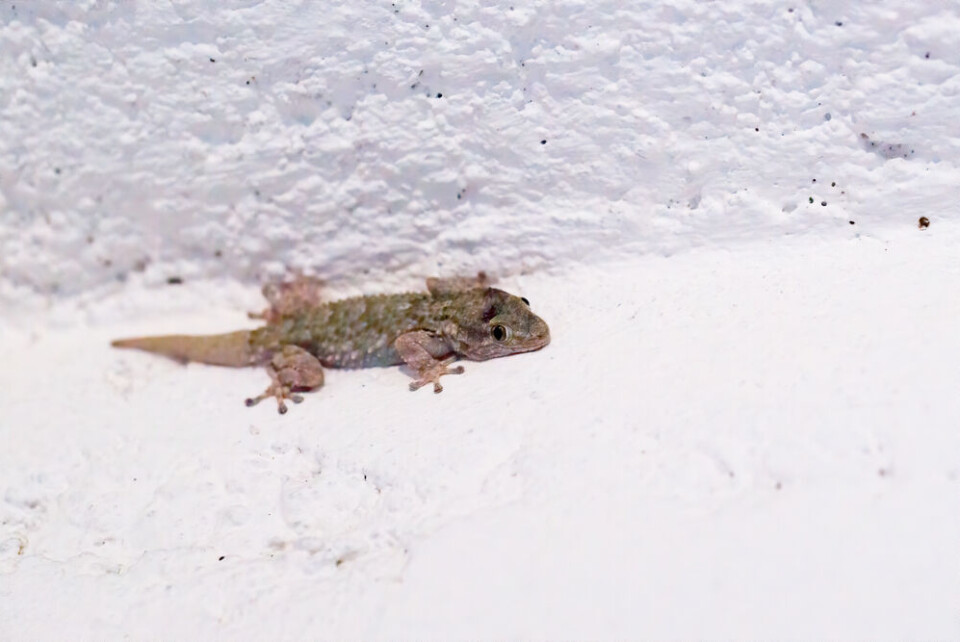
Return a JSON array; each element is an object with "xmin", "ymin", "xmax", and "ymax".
[
  {"xmin": 521, "ymin": 297, "xmax": 530, "ymax": 306},
  {"xmin": 491, "ymin": 324, "xmax": 507, "ymax": 341}
]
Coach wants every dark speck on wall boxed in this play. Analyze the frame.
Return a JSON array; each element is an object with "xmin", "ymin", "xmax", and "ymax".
[
  {"xmin": 436, "ymin": 92, "xmax": 442, "ymax": 98},
  {"xmin": 167, "ymin": 276, "xmax": 184, "ymax": 285},
  {"xmin": 540, "ymin": 139, "xmax": 547, "ymax": 145},
  {"xmin": 821, "ymin": 201, "xmax": 827, "ymax": 206},
  {"xmin": 849, "ymin": 220, "xmax": 855, "ymax": 225},
  {"xmin": 209, "ymin": 57, "xmax": 215, "ymax": 63}
]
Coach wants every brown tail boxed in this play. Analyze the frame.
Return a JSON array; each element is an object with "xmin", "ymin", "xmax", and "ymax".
[{"xmin": 111, "ymin": 330, "xmax": 256, "ymax": 367}]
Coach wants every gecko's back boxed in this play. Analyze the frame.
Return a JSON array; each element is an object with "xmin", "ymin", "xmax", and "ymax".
[{"xmin": 251, "ymin": 291, "xmax": 452, "ymax": 368}]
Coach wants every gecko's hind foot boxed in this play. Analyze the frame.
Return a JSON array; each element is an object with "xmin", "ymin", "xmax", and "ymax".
[
  {"xmin": 250, "ymin": 273, "xmax": 326, "ymax": 323},
  {"xmin": 244, "ymin": 385, "xmax": 304, "ymax": 414},
  {"xmin": 408, "ymin": 362, "xmax": 465, "ymax": 393},
  {"xmin": 244, "ymin": 345, "xmax": 325, "ymax": 414}
]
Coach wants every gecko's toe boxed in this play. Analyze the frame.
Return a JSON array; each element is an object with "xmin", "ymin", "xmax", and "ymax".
[
  {"xmin": 245, "ymin": 382, "xmax": 306, "ymax": 414},
  {"xmin": 409, "ymin": 362, "xmax": 464, "ymax": 393}
]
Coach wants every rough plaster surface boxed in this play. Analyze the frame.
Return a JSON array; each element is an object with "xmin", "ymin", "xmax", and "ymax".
[
  {"xmin": 2, "ymin": 0, "xmax": 958, "ymax": 303},
  {"xmin": 1, "ymin": 1, "xmax": 959, "ymax": 639}
]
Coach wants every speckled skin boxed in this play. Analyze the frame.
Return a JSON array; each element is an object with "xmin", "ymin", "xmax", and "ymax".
[
  {"xmin": 112, "ymin": 274, "xmax": 551, "ymax": 413},
  {"xmin": 252, "ymin": 292, "xmax": 448, "ymax": 368}
]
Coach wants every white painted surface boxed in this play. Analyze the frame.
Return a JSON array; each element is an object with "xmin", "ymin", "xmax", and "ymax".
[{"xmin": 1, "ymin": 1, "xmax": 958, "ymax": 639}]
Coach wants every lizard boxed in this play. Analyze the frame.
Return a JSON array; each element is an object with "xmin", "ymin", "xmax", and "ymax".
[{"xmin": 111, "ymin": 273, "xmax": 550, "ymax": 414}]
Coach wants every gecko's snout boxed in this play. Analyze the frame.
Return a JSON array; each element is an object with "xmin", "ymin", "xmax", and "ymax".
[{"xmin": 529, "ymin": 316, "xmax": 551, "ymax": 350}]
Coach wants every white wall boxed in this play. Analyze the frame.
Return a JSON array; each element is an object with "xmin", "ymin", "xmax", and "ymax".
[{"xmin": 2, "ymin": 0, "xmax": 957, "ymax": 306}]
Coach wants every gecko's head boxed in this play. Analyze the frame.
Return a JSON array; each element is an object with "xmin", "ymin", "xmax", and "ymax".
[{"xmin": 458, "ymin": 288, "xmax": 551, "ymax": 361}]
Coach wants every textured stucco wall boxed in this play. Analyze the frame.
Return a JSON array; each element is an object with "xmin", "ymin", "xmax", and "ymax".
[
  {"xmin": 2, "ymin": 0, "xmax": 958, "ymax": 308},
  {"xmin": 3, "ymin": 2, "xmax": 960, "ymax": 639}
]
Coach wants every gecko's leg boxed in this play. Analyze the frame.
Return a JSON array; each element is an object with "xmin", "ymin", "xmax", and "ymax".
[
  {"xmin": 395, "ymin": 331, "xmax": 464, "ymax": 393},
  {"xmin": 425, "ymin": 272, "xmax": 491, "ymax": 297},
  {"xmin": 249, "ymin": 272, "xmax": 326, "ymax": 322},
  {"xmin": 244, "ymin": 345, "xmax": 325, "ymax": 414}
]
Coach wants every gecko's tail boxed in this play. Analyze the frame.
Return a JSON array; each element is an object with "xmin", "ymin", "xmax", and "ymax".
[{"xmin": 111, "ymin": 330, "xmax": 256, "ymax": 367}]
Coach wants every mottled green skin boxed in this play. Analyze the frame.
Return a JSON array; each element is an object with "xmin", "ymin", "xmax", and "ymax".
[{"xmin": 248, "ymin": 287, "xmax": 550, "ymax": 369}]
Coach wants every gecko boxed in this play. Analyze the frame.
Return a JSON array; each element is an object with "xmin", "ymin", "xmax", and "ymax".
[{"xmin": 112, "ymin": 273, "xmax": 550, "ymax": 413}]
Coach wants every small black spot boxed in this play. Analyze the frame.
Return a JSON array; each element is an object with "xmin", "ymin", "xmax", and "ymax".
[
  {"xmin": 919, "ymin": 216, "xmax": 930, "ymax": 229},
  {"xmin": 809, "ymin": 197, "xmax": 814, "ymax": 204},
  {"xmin": 218, "ymin": 555, "xmax": 225, "ymax": 561},
  {"xmin": 167, "ymin": 276, "xmax": 183, "ymax": 285},
  {"xmin": 812, "ymin": 178, "xmax": 817, "ymax": 183},
  {"xmin": 831, "ymin": 181, "xmax": 836, "ymax": 187},
  {"xmin": 754, "ymin": 127, "xmax": 759, "ymax": 132},
  {"xmin": 849, "ymin": 220, "xmax": 855, "ymax": 225},
  {"xmin": 214, "ymin": 249, "xmax": 223, "ymax": 258},
  {"xmin": 821, "ymin": 201, "xmax": 827, "ymax": 206},
  {"xmin": 436, "ymin": 92, "xmax": 442, "ymax": 98},
  {"xmin": 835, "ymin": 21, "xmax": 843, "ymax": 26},
  {"xmin": 925, "ymin": 52, "xmax": 930, "ymax": 59},
  {"xmin": 521, "ymin": 297, "xmax": 530, "ymax": 306},
  {"xmin": 540, "ymin": 139, "xmax": 547, "ymax": 145},
  {"xmin": 54, "ymin": 167, "xmax": 61, "ymax": 175},
  {"xmin": 209, "ymin": 57, "xmax": 216, "ymax": 63},
  {"xmin": 456, "ymin": 193, "xmax": 461, "ymax": 199}
]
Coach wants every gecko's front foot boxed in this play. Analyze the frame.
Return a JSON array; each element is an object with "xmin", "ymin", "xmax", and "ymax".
[{"xmin": 408, "ymin": 357, "xmax": 465, "ymax": 394}]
